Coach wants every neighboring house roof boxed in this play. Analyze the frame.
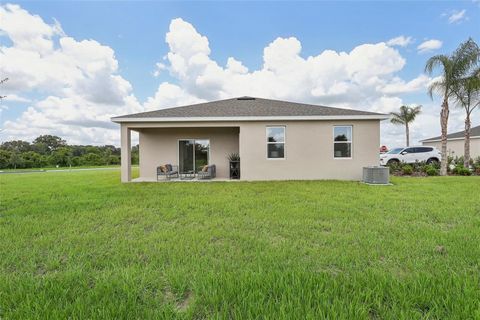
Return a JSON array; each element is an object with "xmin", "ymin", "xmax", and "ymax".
[
  {"xmin": 421, "ymin": 125, "xmax": 480, "ymax": 142},
  {"xmin": 112, "ymin": 97, "xmax": 388, "ymax": 122}
]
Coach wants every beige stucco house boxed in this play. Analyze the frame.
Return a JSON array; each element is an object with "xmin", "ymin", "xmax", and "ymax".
[
  {"xmin": 421, "ymin": 124, "xmax": 480, "ymax": 159},
  {"xmin": 112, "ymin": 97, "xmax": 388, "ymax": 182}
]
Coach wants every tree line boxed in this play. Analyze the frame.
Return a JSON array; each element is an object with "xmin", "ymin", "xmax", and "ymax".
[{"xmin": 0, "ymin": 135, "xmax": 139, "ymax": 169}]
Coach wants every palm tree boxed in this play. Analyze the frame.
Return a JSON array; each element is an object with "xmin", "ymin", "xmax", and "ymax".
[
  {"xmin": 390, "ymin": 105, "xmax": 422, "ymax": 147},
  {"xmin": 453, "ymin": 68, "xmax": 480, "ymax": 167},
  {"xmin": 425, "ymin": 38, "xmax": 480, "ymax": 175}
]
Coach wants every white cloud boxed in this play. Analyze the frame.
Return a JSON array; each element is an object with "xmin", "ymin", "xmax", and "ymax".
[
  {"xmin": 0, "ymin": 4, "xmax": 142, "ymax": 144},
  {"xmin": 146, "ymin": 18, "xmax": 417, "ymax": 113},
  {"xmin": 377, "ymin": 74, "xmax": 431, "ymax": 95},
  {"xmin": 417, "ymin": 39, "xmax": 443, "ymax": 53},
  {"xmin": 144, "ymin": 19, "xmax": 405, "ymax": 108},
  {"xmin": 146, "ymin": 18, "xmax": 438, "ymax": 148},
  {"xmin": 2, "ymin": 9, "xmax": 433, "ymax": 146},
  {"xmin": 153, "ymin": 62, "xmax": 167, "ymax": 77},
  {"xmin": 387, "ymin": 36, "xmax": 413, "ymax": 47},
  {"xmin": 2, "ymin": 94, "xmax": 31, "ymax": 103},
  {"xmin": 144, "ymin": 82, "xmax": 204, "ymax": 111},
  {"xmin": 447, "ymin": 9, "xmax": 467, "ymax": 24}
]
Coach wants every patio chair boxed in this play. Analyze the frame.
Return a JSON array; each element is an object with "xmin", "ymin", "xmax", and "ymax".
[
  {"xmin": 157, "ymin": 164, "xmax": 179, "ymax": 181},
  {"xmin": 197, "ymin": 164, "xmax": 216, "ymax": 180}
]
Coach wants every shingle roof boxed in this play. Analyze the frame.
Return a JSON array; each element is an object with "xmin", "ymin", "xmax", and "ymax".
[
  {"xmin": 112, "ymin": 97, "xmax": 387, "ymax": 122},
  {"xmin": 421, "ymin": 125, "xmax": 480, "ymax": 142}
]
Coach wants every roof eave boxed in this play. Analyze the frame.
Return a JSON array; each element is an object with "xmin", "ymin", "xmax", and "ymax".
[
  {"xmin": 111, "ymin": 114, "xmax": 389, "ymax": 123},
  {"xmin": 421, "ymin": 135, "xmax": 480, "ymax": 143}
]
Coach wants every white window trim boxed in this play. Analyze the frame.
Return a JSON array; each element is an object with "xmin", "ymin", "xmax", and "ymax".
[
  {"xmin": 333, "ymin": 125, "xmax": 353, "ymax": 159},
  {"xmin": 266, "ymin": 126, "xmax": 286, "ymax": 160}
]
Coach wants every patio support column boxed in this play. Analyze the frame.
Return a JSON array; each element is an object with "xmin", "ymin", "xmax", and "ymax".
[{"xmin": 121, "ymin": 124, "xmax": 131, "ymax": 182}]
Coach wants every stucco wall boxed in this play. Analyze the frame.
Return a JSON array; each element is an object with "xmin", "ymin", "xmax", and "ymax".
[
  {"xmin": 422, "ymin": 137, "xmax": 480, "ymax": 158},
  {"xmin": 239, "ymin": 120, "xmax": 380, "ymax": 181},
  {"xmin": 133, "ymin": 120, "xmax": 380, "ymax": 181},
  {"xmin": 138, "ymin": 127, "xmax": 239, "ymax": 179}
]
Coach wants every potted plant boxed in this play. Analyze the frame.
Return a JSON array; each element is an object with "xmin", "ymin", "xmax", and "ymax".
[{"xmin": 227, "ymin": 152, "xmax": 240, "ymax": 179}]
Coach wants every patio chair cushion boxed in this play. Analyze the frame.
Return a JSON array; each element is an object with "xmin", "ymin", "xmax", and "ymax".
[
  {"xmin": 159, "ymin": 165, "xmax": 166, "ymax": 173},
  {"xmin": 165, "ymin": 164, "xmax": 172, "ymax": 172},
  {"xmin": 202, "ymin": 165, "xmax": 209, "ymax": 172}
]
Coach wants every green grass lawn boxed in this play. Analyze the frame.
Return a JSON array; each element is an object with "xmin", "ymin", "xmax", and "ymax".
[
  {"xmin": 0, "ymin": 165, "xmax": 126, "ymax": 172},
  {"xmin": 1, "ymin": 171, "xmax": 479, "ymax": 319}
]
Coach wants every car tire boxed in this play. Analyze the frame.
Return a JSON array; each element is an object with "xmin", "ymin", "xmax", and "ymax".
[
  {"xmin": 387, "ymin": 159, "xmax": 400, "ymax": 166},
  {"xmin": 426, "ymin": 158, "xmax": 439, "ymax": 165}
]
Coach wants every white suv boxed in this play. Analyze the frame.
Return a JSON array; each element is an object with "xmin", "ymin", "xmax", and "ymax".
[{"xmin": 380, "ymin": 146, "xmax": 441, "ymax": 166}]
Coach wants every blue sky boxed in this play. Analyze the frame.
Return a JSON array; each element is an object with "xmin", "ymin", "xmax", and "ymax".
[{"xmin": 0, "ymin": 1, "xmax": 479, "ymax": 145}]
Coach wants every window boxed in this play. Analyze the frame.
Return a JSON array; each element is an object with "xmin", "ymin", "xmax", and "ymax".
[
  {"xmin": 414, "ymin": 147, "xmax": 432, "ymax": 153},
  {"xmin": 266, "ymin": 126, "xmax": 285, "ymax": 159},
  {"xmin": 403, "ymin": 148, "xmax": 415, "ymax": 154},
  {"xmin": 387, "ymin": 148, "xmax": 404, "ymax": 154},
  {"xmin": 333, "ymin": 126, "xmax": 352, "ymax": 158}
]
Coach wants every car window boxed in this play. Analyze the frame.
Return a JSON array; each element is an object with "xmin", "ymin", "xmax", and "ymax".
[
  {"xmin": 415, "ymin": 147, "xmax": 432, "ymax": 153},
  {"xmin": 387, "ymin": 148, "xmax": 404, "ymax": 154},
  {"xmin": 403, "ymin": 148, "xmax": 415, "ymax": 153}
]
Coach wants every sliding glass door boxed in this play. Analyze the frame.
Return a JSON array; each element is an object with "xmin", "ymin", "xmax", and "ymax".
[
  {"xmin": 179, "ymin": 140, "xmax": 195, "ymax": 173},
  {"xmin": 194, "ymin": 140, "xmax": 209, "ymax": 170},
  {"xmin": 179, "ymin": 139, "xmax": 210, "ymax": 173}
]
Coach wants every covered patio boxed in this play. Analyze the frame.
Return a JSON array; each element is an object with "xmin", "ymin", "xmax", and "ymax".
[{"xmin": 120, "ymin": 123, "xmax": 240, "ymax": 182}]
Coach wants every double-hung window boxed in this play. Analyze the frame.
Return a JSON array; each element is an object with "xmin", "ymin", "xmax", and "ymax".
[
  {"xmin": 266, "ymin": 126, "xmax": 285, "ymax": 159},
  {"xmin": 333, "ymin": 126, "xmax": 352, "ymax": 158}
]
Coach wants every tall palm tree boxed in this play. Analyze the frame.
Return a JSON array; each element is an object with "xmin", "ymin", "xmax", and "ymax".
[
  {"xmin": 453, "ymin": 68, "xmax": 480, "ymax": 167},
  {"xmin": 425, "ymin": 38, "xmax": 480, "ymax": 175},
  {"xmin": 390, "ymin": 105, "xmax": 422, "ymax": 147}
]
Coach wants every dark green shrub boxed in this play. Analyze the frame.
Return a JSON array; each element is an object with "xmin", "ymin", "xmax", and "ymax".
[
  {"xmin": 453, "ymin": 165, "xmax": 472, "ymax": 176},
  {"xmin": 458, "ymin": 167, "xmax": 472, "ymax": 176},
  {"xmin": 402, "ymin": 164, "xmax": 413, "ymax": 175},
  {"xmin": 388, "ymin": 162, "xmax": 401, "ymax": 174},
  {"xmin": 456, "ymin": 156, "xmax": 465, "ymax": 166},
  {"xmin": 424, "ymin": 164, "xmax": 439, "ymax": 176},
  {"xmin": 474, "ymin": 157, "xmax": 480, "ymax": 166},
  {"xmin": 451, "ymin": 165, "xmax": 460, "ymax": 174},
  {"xmin": 412, "ymin": 161, "xmax": 426, "ymax": 173}
]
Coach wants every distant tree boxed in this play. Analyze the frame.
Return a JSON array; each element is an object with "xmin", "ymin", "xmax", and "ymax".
[
  {"xmin": 32, "ymin": 142, "xmax": 49, "ymax": 155},
  {"xmin": 71, "ymin": 145, "xmax": 86, "ymax": 157},
  {"xmin": 390, "ymin": 105, "xmax": 422, "ymax": 147},
  {"xmin": 131, "ymin": 144, "xmax": 139, "ymax": 165},
  {"xmin": 107, "ymin": 155, "xmax": 121, "ymax": 165},
  {"xmin": 1, "ymin": 140, "xmax": 31, "ymax": 153},
  {"xmin": 33, "ymin": 135, "xmax": 66, "ymax": 153},
  {"xmin": 451, "ymin": 41, "xmax": 480, "ymax": 167},
  {"xmin": 425, "ymin": 38, "xmax": 480, "ymax": 175},
  {"xmin": 103, "ymin": 147, "xmax": 112, "ymax": 165},
  {"xmin": 51, "ymin": 147, "xmax": 73, "ymax": 167},
  {"xmin": 81, "ymin": 153, "xmax": 103, "ymax": 166},
  {"xmin": 9, "ymin": 151, "xmax": 23, "ymax": 170},
  {"xmin": 84, "ymin": 146, "xmax": 101, "ymax": 154},
  {"xmin": 0, "ymin": 135, "xmax": 125, "ymax": 169},
  {"xmin": 0, "ymin": 150, "xmax": 10, "ymax": 168},
  {"xmin": 21, "ymin": 151, "xmax": 43, "ymax": 168}
]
